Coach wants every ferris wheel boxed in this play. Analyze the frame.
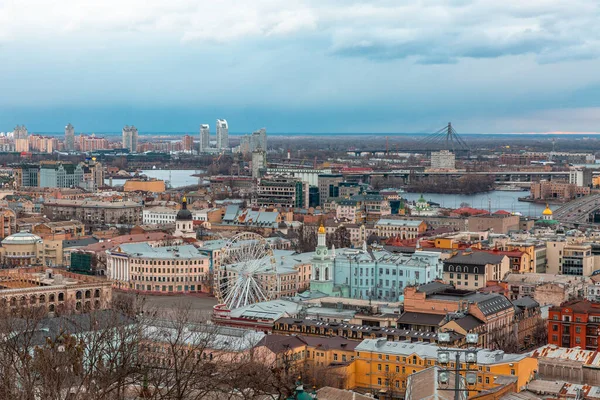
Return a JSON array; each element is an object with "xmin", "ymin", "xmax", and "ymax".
[{"xmin": 215, "ymin": 232, "xmax": 277, "ymax": 310}]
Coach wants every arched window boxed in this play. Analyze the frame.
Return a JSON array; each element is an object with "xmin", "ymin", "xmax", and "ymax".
[
  {"xmin": 473, "ymin": 267, "xmax": 479, "ymax": 274},
  {"xmin": 448, "ymin": 266, "xmax": 454, "ymax": 272},
  {"xmin": 315, "ymin": 268, "xmax": 320, "ymax": 280},
  {"xmin": 456, "ymin": 266, "xmax": 461, "ymax": 272},
  {"xmin": 325, "ymin": 267, "xmax": 329, "ymax": 281}
]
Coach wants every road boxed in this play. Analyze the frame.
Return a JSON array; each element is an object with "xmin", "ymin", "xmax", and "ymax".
[{"xmin": 553, "ymin": 194, "xmax": 600, "ymax": 225}]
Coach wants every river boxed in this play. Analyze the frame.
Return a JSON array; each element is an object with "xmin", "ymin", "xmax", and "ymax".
[
  {"xmin": 105, "ymin": 169, "xmax": 204, "ymax": 188},
  {"xmin": 402, "ymin": 190, "xmax": 556, "ymax": 217}
]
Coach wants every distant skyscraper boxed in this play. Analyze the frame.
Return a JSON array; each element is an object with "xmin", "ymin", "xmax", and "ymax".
[
  {"xmin": 200, "ymin": 124, "xmax": 210, "ymax": 152},
  {"xmin": 251, "ymin": 148, "xmax": 266, "ymax": 180},
  {"xmin": 216, "ymin": 119, "xmax": 229, "ymax": 150},
  {"xmin": 13, "ymin": 125, "xmax": 29, "ymax": 152},
  {"xmin": 252, "ymin": 128, "xmax": 267, "ymax": 151},
  {"xmin": 182, "ymin": 135, "xmax": 194, "ymax": 152},
  {"xmin": 65, "ymin": 123, "xmax": 75, "ymax": 151},
  {"xmin": 122, "ymin": 125, "xmax": 138, "ymax": 152}
]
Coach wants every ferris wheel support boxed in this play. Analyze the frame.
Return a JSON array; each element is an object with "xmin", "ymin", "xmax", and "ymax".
[{"xmin": 215, "ymin": 232, "xmax": 276, "ymax": 310}]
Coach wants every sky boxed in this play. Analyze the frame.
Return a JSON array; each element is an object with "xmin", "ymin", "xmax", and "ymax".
[{"xmin": 1, "ymin": 0, "xmax": 600, "ymax": 134}]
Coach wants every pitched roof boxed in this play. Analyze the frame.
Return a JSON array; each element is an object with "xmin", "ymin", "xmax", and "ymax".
[
  {"xmin": 255, "ymin": 334, "xmax": 306, "ymax": 353},
  {"xmin": 397, "ymin": 312, "xmax": 445, "ymax": 326},
  {"xmin": 445, "ymin": 251, "xmax": 506, "ymax": 266}
]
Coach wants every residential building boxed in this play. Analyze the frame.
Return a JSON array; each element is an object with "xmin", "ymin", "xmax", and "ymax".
[
  {"xmin": 530, "ymin": 180, "xmax": 590, "ymax": 201},
  {"xmin": 0, "ymin": 208, "xmax": 16, "ymax": 239},
  {"xmin": 253, "ymin": 176, "xmax": 309, "ymax": 209},
  {"xmin": 430, "ymin": 150, "xmax": 456, "ymax": 170},
  {"xmin": 467, "ymin": 214, "xmax": 520, "ymax": 234},
  {"xmin": 13, "ymin": 125, "xmax": 29, "ymax": 152},
  {"xmin": 503, "ymin": 272, "xmax": 590, "ymax": 306},
  {"xmin": 106, "ymin": 242, "xmax": 210, "ymax": 293},
  {"xmin": 32, "ymin": 220, "xmax": 85, "ymax": 240},
  {"xmin": 182, "ymin": 134, "xmax": 194, "ymax": 152},
  {"xmin": 216, "ymin": 119, "xmax": 229, "ymax": 149},
  {"xmin": 64, "ymin": 123, "xmax": 75, "ymax": 150},
  {"xmin": 443, "ymin": 250, "xmax": 509, "ymax": 290},
  {"xmin": 273, "ymin": 318, "xmax": 464, "ymax": 346},
  {"xmin": 375, "ymin": 219, "xmax": 427, "ymax": 239},
  {"xmin": 199, "ymin": 124, "xmax": 210, "ymax": 152},
  {"xmin": 403, "ymin": 283, "xmax": 516, "ymax": 348},
  {"xmin": 512, "ymin": 297, "xmax": 542, "ymax": 350},
  {"xmin": 548, "ymin": 299, "xmax": 600, "ymax": 350},
  {"xmin": 75, "ymin": 133, "xmax": 110, "ymax": 152},
  {"xmin": 252, "ymin": 148, "xmax": 266, "ymax": 179},
  {"xmin": 352, "ymin": 338, "xmax": 537, "ymax": 396},
  {"xmin": 121, "ymin": 125, "xmax": 138, "ymax": 152},
  {"xmin": 43, "ymin": 199, "xmax": 143, "ymax": 226}
]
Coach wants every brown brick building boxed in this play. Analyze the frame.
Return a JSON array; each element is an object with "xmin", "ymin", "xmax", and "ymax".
[{"xmin": 43, "ymin": 199, "xmax": 143, "ymax": 226}]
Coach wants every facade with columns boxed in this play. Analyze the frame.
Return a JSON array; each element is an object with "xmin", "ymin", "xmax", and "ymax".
[
  {"xmin": 309, "ymin": 226, "xmax": 444, "ymax": 301},
  {"xmin": 106, "ymin": 242, "xmax": 210, "ymax": 294}
]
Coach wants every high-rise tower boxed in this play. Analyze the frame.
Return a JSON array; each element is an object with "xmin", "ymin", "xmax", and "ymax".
[
  {"xmin": 216, "ymin": 119, "xmax": 229, "ymax": 150},
  {"xmin": 65, "ymin": 123, "xmax": 75, "ymax": 151},
  {"xmin": 199, "ymin": 124, "xmax": 210, "ymax": 152},
  {"xmin": 122, "ymin": 125, "xmax": 138, "ymax": 152}
]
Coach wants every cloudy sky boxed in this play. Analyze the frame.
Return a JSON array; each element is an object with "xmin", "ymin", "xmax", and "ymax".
[{"xmin": 2, "ymin": 0, "xmax": 600, "ymax": 133}]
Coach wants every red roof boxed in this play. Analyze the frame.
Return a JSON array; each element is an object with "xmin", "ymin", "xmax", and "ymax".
[
  {"xmin": 493, "ymin": 210, "xmax": 512, "ymax": 215},
  {"xmin": 451, "ymin": 207, "xmax": 489, "ymax": 216}
]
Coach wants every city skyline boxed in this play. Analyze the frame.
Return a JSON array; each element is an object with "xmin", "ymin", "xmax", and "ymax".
[{"xmin": 1, "ymin": 1, "xmax": 600, "ymax": 133}]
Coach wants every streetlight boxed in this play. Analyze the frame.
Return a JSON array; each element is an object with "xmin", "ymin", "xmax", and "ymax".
[{"xmin": 436, "ymin": 332, "xmax": 480, "ymax": 400}]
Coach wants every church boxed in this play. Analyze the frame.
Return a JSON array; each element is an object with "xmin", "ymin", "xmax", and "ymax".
[
  {"xmin": 309, "ymin": 224, "xmax": 443, "ymax": 301},
  {"xmin": 173, "ymin": 196, "xmax": 196, "ymax": 239}
]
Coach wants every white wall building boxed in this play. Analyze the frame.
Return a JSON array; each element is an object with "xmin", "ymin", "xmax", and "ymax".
[
  {"xmin": 216, "ymin": 119, "xmax": 229, "ymax": 150},
  {"xmin": 430, "ymin": 150, "xmax": 456, "ymax": 170}
]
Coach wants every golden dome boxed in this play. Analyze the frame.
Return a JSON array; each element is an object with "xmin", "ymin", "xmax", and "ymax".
[
  {"xmin": 318, "ymin": 223, "xmax": 326, "ymax": 234},
  {"xmin": 542, "ymin": 204, "xmax": 553, "ymax": 215}
]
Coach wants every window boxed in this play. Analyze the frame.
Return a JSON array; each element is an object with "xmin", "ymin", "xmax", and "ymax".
[
  {"xmin": 485, "ymin": 377, "xmax": 490, "ymax": 384},
  {"xmin": 576, "ymin": 337, "xmax": 581, "ymax": 344},
  {"xmin": 396, "ymin": 366, "xmax": 400, "ymax": 373},
  {"xmin": 576, "ymin": 326, "xmax": 581, "ymax": 334},
  {"xmin": 378, "ymin": 364, "xmax": 382, "ymax": 371},
  {"xmin": 333, "ymin": 354, "xmax": 338, "ymax": 361},
  {"xmin": 552, "ymin": 335, "xmax": 558, "ymax": 341},
  {"xmin": 377, "ymin": 378, "xmax": 382, "ymax": 386},
  {"xmin": 450, "ymin": 273, "xmax": 454, "ymax": 279},
  {"xmin": 457, "ymin": 274, "xmax": 461, "ymax": 279},
  {"xmin": 510, "ymin": 369, "xmax": 515, "ymax": 375}
]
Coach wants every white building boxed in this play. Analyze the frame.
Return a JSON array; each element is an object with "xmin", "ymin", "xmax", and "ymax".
[
  {"xmin": 106, "ymin": 242, "xmax": 210, "ymax": 293},
  {"xmin": 143, "ymin": 207, "xmax": 216, "ymax": 224},
  {"xmin": 216, "ymin": 119, "xmax": 229, "ymax": 150},
  {"xmin": 430, "ymin": 150, "xmax": 456, "ymax": 170}
]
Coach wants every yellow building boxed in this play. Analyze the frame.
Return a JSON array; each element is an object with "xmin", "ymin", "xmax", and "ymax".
[
  {"xmin": 123, "ymin": 178, "xmax": 166, "ymax": 193},
  {"xmin": 351, "ymin": 339, "xmax": 537, "ymax": 397}
]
